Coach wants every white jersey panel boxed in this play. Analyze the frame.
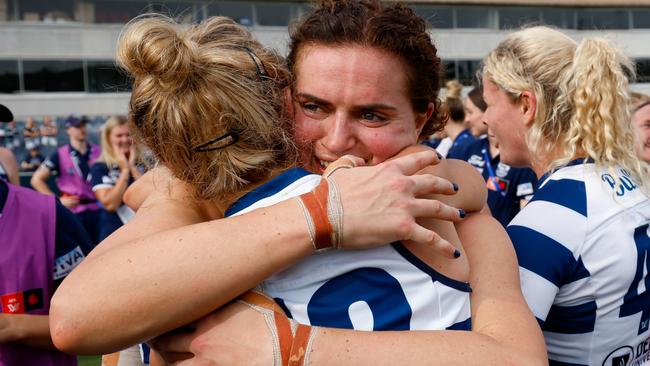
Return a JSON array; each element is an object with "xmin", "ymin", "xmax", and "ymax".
[
  {"xmin": 227, "ymin": 168, "xmax": 471, "ymax": 332},
  {"xmin": 509, "ymin": 162, "xmax": 650, "ymax": 366}
]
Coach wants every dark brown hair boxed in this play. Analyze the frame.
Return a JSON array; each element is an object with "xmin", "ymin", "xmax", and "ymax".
[
  {"xmin": 287, "ymin": 0, "xmax": 445, "ymax": 138},
  {"xmin": 467, "ymin": 86, "xmax": 487, "ymax": 112}
]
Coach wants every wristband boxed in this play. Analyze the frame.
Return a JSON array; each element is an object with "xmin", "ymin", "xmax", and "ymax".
[
  {"xmin": 238, "ymin": 290, "xmax": 316, "ymax": 366},
  {"xmin": 296, "ymin": 177, "xmax": 343, "ymax": 252}
]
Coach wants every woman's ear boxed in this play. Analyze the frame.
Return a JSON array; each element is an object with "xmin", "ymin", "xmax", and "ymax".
[
  {"xmin": 520, "ymin": 91, "xmax": 537, "ymax": 127},
  {"xmin": 415, "ymin": 102, "xmax": 435, "ymax": 138}
]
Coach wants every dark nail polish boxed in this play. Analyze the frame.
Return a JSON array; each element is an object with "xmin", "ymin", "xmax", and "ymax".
[
  {"xmin": 436, "ymin": 151, "xmax": 443, "ymax": 160},
  {"xmin": 459, "ymin": 209, "xmax": 466, "ymax": 218},
  {"xmin": 452, "ymin": 183, "xmax": 459, "ymax": 192},
  {"xmin": 453, "ymin": 249, "xmax": 461, "ymax": 258}
]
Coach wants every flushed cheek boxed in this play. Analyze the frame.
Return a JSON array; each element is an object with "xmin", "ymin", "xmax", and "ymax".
[
  {"xmin": 365, "ymin": 134, "xmax": 411, "ymax": 164},
  {"xmin": 294, "ymin": 117, "xmax": 321, "ymax": 146}
]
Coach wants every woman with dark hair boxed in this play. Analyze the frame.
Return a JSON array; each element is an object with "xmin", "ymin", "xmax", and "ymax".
[{"xmin": 51, "ymin": 2, "xmax": 545, "ymax": 364}]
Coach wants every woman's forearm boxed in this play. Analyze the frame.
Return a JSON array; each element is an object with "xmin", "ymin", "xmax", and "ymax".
[
  {"xmin": 0, "ymin": 314, "xmax": 57, "ymax": 351},
  {"xmin": 50, "ymin": 198, "xmax": 314, "ymax": 354},
  {"xmin": 95, "ymin": 171, "xmax": 130, "ymax": 211},
  {"xmin": 51, "ymin": 151, "xmax": 461, "ymax": 355}
]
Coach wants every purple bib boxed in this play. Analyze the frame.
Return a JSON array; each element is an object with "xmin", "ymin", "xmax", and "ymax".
[
  {"xmin": 0, "ymin": 184, "xmax": 77, "ymax": 366},
  {"xmin": 57, "ymin": 144, "xmax": 100, "ymax": 214}
]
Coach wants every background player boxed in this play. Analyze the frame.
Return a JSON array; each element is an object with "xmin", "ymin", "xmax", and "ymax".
[{"xmin": 482, "ymin": 26, "xmax": 650, "ymax": 365}]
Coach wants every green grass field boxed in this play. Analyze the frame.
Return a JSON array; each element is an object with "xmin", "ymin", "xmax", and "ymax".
[{"xmin": 77, "ymin": 355, "xmax": 102, "ymax": 366}]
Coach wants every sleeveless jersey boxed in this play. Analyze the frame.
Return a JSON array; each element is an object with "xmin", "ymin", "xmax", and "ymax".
[
  {"xmin": 508, "ymin": 161, "xmax": 650, "ymax": 366},
  {"xmin": 226, "ymin": 168, "xmax": 472, "ymax": 331},
  {"xmin": 0, "ymin": 183, "xmax": 77, "ymax": 366}
]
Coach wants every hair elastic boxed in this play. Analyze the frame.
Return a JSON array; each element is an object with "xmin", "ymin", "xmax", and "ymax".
[{"xmin": 193, "ymin": 131, "xmax": 239, "ymax": 152}]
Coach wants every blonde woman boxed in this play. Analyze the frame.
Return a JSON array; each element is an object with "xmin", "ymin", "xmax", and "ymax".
[
  {"xmin": 89, "ymin": 115, "xmax": 142, "ymax": 241},
  {"xmin": 481, "ymin": 26, "xmax": 650, "ymax": 365}
]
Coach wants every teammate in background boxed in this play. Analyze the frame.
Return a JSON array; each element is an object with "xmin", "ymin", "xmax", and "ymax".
[
  {"xmin": 482, "ymin": 26, "xmax": 650, "ymax": 365},
  {"xmin": 40, "ymin": 116, "xmax": 59, "ymax": 148},
  {"xmin": 451, "ymin": 86, "xmax": 537, "ymax": 227},
  {"xmin": 426, "ymin": 80, "xmax": 466, "ymax": 158},
  {"xmin": 51, "ymin": 3, "xmax": 545, "ymax": 365},
  {"xmin": 23, "ymin": 117, "xmax": 40, "ymax": 150},
  {"xmin": 31, "ymin": 115, "xmax": 102, "ymax": 245},
  {"xmin": 633, "ymin": 100, "xmax": 650, "ymax": 163},
  {"xmin": 0, "ymin": 104, "xmax": 93, "ymax": 366},
  {"xmin": 89, "ymin": 116, "xmax": 148, "ymax": 366},
  {"xmin": 0, "ymin": 105, "xmax": 19, "ymax": 185},
  {"xmin": 444, "ymin": 81, "xmax": 477, "ymax": 159},
  {"xmin": 21, "ymin": 146, "xmax": 45, "ymax": 172},
  {"xmin": 90, "ymin": 116, "xmax": 142, "ymax": 241}
]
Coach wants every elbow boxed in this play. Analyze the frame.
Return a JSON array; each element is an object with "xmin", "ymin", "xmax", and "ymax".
[
  {"xmin": 49, "ymin": 295, "xmax": 89, "ymax": 354},
  {"xmin": 50, "ymin": 290, "xmax": 110, "ymax": 355},
  {"xmin": 29, "ymin": 175, "xmax": 40, "ymax": 189}
]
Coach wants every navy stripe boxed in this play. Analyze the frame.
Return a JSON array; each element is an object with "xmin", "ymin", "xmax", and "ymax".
[
  {"xmin": 509, "ymin": 225, "xmax": 580, "ymax": 287},
  {"xmin": 530, "ymin": 178, "xmax": 587, "ymax": 217},
  {"xmin": 225, "ymin": 167, "xmax": 312, "ymax": 216},
  {"xmin": 446, "ymin": 317, "xmax": 471, "ymax": 330},
  {"xmin": 392, "ymin": 242, "xmax": 471, "ymax": 292},
  {"xmin": 567, "ymin": 256, "xmax": 591, "ymax": 284},
  {"xmin": 543, "ymin": 301, "xmax": 597, "ymax": 334},
  {"xmin": 549, "ymin": 359, "xmax": 587, "ymax": 366}
]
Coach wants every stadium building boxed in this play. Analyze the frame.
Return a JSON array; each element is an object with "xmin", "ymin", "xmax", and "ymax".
[{"xmin": 1, "ymin": 0, "xmax": 650, "ymax": 119}]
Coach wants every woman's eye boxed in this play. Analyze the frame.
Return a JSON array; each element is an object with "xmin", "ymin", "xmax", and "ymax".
[
  {"xmin": 361, "ymin": 112, "xmax": 386, "ymax": 122},
  {"xmin": 302, "ymin": 103, "xmax": 321, "ymax": 113}
]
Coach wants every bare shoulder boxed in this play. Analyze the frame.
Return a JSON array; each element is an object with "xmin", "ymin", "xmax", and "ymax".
[
  {"xmin": 91, "ymin": 169, "xmax": 213, "ymax": 258},
  {"xmin": 394, "ymin": 145, "xmax": 487, "ymax": 213}
]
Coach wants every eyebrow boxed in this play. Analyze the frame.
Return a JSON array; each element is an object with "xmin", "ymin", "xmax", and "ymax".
[{"xmin": 294, "ymin": 92, "xmax": 398, "ymax": 112}]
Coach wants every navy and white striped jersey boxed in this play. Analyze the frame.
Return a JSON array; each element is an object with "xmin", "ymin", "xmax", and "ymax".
[
  {"xmin": 508, "ymin": 161, "xmax": 650, "ymax": 366},
  {"xmin": 226, "ymin": 167, "xmax": 472, "ymax": 332}
]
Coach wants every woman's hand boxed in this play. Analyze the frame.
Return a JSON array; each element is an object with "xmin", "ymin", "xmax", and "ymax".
[
  {"xmin": 115, "ymin": 147, "xmax": 130, "ymax": 173},
  {"xmin": 152, "ymin": 302, "xmax": 273, "ymax": 366},
  {"xmin": 328, "ymin": 150, "xmax": 463, "ymax": 256}
]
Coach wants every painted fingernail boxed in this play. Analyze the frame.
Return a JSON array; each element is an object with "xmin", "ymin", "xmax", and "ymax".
[
  {"xmin": 436, "ymin": 151, "xmax": 443, "ymax": 160},
  {"xmin": 453, "ymin": 249, "xmax": 461, "ymax": 258},
  {"xmin": 452, "ymin": 183, "xmax": 459, "ymax": 192},
  {"xmin": 459, "ymin": 209, "xmax": 466, "ymax": 218}
]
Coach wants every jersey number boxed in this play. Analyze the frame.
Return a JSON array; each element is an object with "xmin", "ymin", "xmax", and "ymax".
[
  {"xmin": 306, "ymin": 268, "xmax": 412, "ymax": 330},
  {"xmin": 619, "ymin": 224, "xmax": 650, "ymax": 335}
]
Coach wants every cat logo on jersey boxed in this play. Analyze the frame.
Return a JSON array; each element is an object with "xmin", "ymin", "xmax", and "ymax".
[
  {"xmin": 486, "ymin": 176, "xmax": 509, "ymax": 192},
  {"xmin": 1, "ymin": 288, "xmax": 44, "ymax": 314}
]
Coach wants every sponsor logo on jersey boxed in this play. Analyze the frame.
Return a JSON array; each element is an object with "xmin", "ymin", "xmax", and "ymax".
[
  {"xmin": 54, "ymin": 245, "xmax": 85, "ymax": 280},
  {"xmin": 496, "ymin": 162, "xmax": 510, "ymax": 178},
  {"xmin": 602, "ymin": 337, "xmax": 650, "ymax": 366},
  {"xmin": 516, "ymin": 182, "xmax": 534, "ymax": 197},
  {"xmin": 467, "ymin": 154, "xmax": 485, "ymax": 169},
  {"xmin": 486, "ymin": 176, "xmax": 509, "ymax": 192},
  {"xmin": 1, "ymin": 288, "xmax": 44, "ymax": 313}
]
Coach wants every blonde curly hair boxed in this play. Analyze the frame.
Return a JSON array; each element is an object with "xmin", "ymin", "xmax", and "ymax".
[
  {"xmin": 482, "ymin": 26, "xmax": 649, "ymax": 191},
  {"xmin": 117, "ymin": 14, "xmax": 296, "ymax": 201}
]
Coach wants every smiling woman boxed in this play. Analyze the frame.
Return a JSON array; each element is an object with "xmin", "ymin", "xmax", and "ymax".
[{"xmin": 293, "ymin": 45, "xmax": 431, "ymax": 170}]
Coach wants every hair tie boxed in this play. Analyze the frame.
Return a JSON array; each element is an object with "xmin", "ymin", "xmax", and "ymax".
[{"xmin": 193, "ymin": 131, "xmax": 239, "ymax": 152}]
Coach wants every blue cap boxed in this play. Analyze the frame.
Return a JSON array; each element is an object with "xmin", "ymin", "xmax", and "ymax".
[{"xmin": 64, "ymin": 115, "xmax": 87, "ymax": 128}]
